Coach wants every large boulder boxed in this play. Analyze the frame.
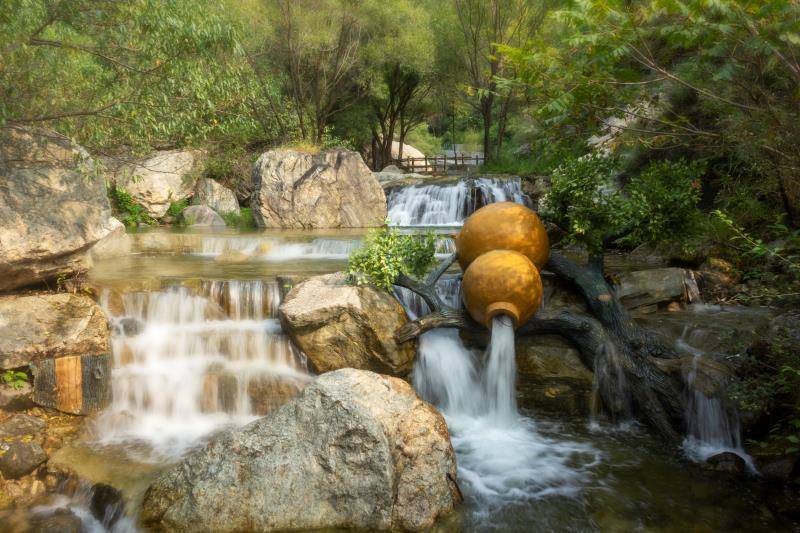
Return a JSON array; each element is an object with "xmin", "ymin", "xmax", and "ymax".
[
  {"xmin": 252, "ymin": 149, "xmax": 386, "ymax": 228},
  {"xmin": 110, "ymin": 150, "xmax": 200, "ymax": 218},
  {"xmin": 391, "ymin": 141, "xmax": 425, "ymax": 160},
  {"xmin": 140, "ymin": 369, "xmax": 461, "ymax": 532},
  {"xmin": 0, "ymin": 127, "xmax": 117, "ymax": 292},
  {"xmin": 192, "ymin": 177, "xmax": 239, "ymax": 215},
  {"xmin": 0, "ymin": 293, "xmax": 109, "ymax": 370},
  {"xmin": 181, "ymin": 205, "xmax": 226, "ymax": 227},
  {"xmin": 279, "ymin": 273, "xmax": 416, "ymax": 376}
]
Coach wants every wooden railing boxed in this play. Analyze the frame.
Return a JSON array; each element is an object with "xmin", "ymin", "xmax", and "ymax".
[{"xmin": 393, "ymin": 154, "xmax": 484, "ymax": 175}]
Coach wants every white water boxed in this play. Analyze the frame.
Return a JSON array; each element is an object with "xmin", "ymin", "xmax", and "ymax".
[
  {"xmin": 404, "ymin": 289, "xmax": 599, "ymax": 512},
  {"xmin": 96, "ymin": 281, "xmax": 308, "ymax": 460},
  {"xmin": 676, "ymin": 327, "xmax": 754, "ymax": 469},
  {"xmin": 200, "ymin": 236, "xmax": 361, "ymax": 261},
  {"xmin": 387, "ymin": 177, "xmax": 529, "ymax": 226}
]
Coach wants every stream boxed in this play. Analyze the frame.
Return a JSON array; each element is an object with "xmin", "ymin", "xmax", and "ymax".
[{"xmin": 30, "ymin": 178, "xmax": 797, "ymax": 531}]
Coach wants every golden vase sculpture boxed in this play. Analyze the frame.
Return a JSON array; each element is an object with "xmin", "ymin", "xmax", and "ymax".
[
  {"xmin": 461, "ymin": 249, "xmax": 543, "ymax": 328},
  {"xmin": 455, "ymin": 201, "xmax": 550, "ymax": 271}
]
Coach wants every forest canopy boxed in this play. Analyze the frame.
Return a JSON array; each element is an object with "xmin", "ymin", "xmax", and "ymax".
[{"xmin": 2, "ymin": 0, "xmax": 799, "ymax": 272}]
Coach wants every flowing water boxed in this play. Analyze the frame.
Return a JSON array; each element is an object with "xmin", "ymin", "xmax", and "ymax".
[
  {"xmin": 387, "ymin": 176, "xmax": 528, "ymax": 226},
  {"xmin": 23, "ymin": 179, "xmax": 797, "ymax": 531}
]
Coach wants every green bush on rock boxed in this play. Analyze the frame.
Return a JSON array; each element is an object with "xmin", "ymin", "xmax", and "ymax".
[{"xmin": 348, "ymin": 226, "xmax": 436, "ymax": 290}]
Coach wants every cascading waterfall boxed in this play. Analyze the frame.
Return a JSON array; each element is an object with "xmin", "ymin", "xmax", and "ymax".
[
  {"xmin": 676, "ymin": 326, "xmax": 753, "ymax": 469},
  {"xmin": 199, "ymin": 236, "xmax": 362, "ymax": 260},
  {"xmin": 398, "ymin": 285, "xmax": 599, "ymax": 514},
  {"xmin": 483, "ymin": 315, "xmax": 518, "ymax": 426},
  {"xmin": 96, "ymin": 281, "xmax": 308, "ymax": 460},
  {"xmin": 387, "ymin": 177, "xmax": 529, "ymax": 226}
]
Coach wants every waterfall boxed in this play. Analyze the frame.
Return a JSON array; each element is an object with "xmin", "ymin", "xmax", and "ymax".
[
  {"xmin": 387, "ymin": 177, "xmax": 529, "ymax": 226},
  {"xmin": 397, "ymin": 284, "xmax": 599, "ymax": 512},
  {"xmin": 483, "ymin": 315, "xmax": 518, "ymax": 426},
  {"xmin": 96, "ymin": 281, "xmax": 308, "ymax": 460},
  {"xmin": 199, "ymin": 236, "xmax": 361, "ymax": 260},
  {"xmin": 677, "ymin": 328, "xmax": 754, "ymax": 469}
]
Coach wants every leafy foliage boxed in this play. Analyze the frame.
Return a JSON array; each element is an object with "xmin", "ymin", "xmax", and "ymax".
[
  {"xmin": 729, "ymin": 321, "xmax": 800, "ymax": 455},
  {"xmin": 502, "ymin": 0, "xmax": 800, "ymax": 230},
  {"xmin": 348, "ymin": 226, "xmax": 437, "ymax": 290},
  {"xmin": 166, "ymin": 199, "xmax": 190, "ymax": 219},
  {"xmin": 107, "ymin": 185, "xmax": 155, "ymax": 228},
  {"xmin": 2, "ymin": 370, "xmax": 28, "ymax": 390},
  {"xmin": 544, "ymin": 154, "xmax": 703, "ymax": 255},
  {"xmin": 221, "ymin": 208, "xmax": 257, "ymax": 230}
]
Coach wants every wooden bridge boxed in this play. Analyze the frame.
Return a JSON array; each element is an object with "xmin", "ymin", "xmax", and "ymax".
[{"xmin": 393, "ymin": 154, "xmax": 485, "ymax": 175}]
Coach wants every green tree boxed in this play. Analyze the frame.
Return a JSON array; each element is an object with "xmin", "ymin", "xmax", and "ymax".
[
  {"xmin": 502, "ymin": 0, "xmax": 800, "ymax": 227},
  {"xmin": 0, "ymin": 0, "xmax": 278, "ymax": 153}
]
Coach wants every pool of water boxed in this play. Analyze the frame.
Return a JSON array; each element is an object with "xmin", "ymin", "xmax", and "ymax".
[{"xmin": 35, "ymin": 227, "xmax": 794, "ymax": 531}]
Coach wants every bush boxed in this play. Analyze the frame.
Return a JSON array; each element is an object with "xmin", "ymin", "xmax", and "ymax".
[
  {"xmin": 543, "ymin": 154, "xmax": 704, "ymax": 255},
  {"xmin": 108, "ymin": 184, "xmax": 155, "ymax": 228},
  {"xmin": 166, "ymin": 198, "xmax": 190, "ymax": 218},
  {"xmin": 347, "ymin": 226, "xmax": 436, "ymax": 290},
  {"xmin": 729, "ymin": 320, "xmax": 800, "ymax": 455},
  {"xmin": 221, "ymin": 208, "xmax": 257, "ymax": 230}
]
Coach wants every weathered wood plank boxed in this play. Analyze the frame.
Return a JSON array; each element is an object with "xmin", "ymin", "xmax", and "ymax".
[{"xmin": 31, "ymin": 354, "xmax": 111, "ymax": 415}]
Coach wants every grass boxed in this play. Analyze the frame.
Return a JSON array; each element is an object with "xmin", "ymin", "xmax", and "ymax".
[
  {"xmin": 221, "ymin": 207, "xmax": 257, "ymax": 230},
  {"xmin": 107, "ymin": 184, "xmax": 155, "ymax": 228}
]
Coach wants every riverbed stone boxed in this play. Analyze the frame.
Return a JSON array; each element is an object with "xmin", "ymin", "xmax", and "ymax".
[
  {"xmin": 252, "ymin": 149, "xmax": 386, "ymax": 228},
  {"xmin": 0, "ymin": 440, "xmax": 47, "ymax": 479},
  {"xmin": 278, "ymin": 273, "xmax": 416, "ymax": 376},
  {"xmin": 181, "ymin": 205, "xmax": 226, "ymax": 227},
  {"xmin": 140, "ymin": 369, "xmax": 460, "ymax": 532},
  {"xmin": 705, "ymin": 452, "xmax": 746, "ymax": 474},
  {"xmin": 0, "ymin": 414, "xmax": 46, "ymax": 439},
  {"xmin": 109, "ymin": 150, "xmax": 201, "ymax": 219},
  {"xmin": 192, "ymin": 177, "xmax": 239, "ymax": 215},
  {"xmin": 0, "ymin": 293, "xmax": 109, "ymax": 370},
  {"xmin": 0, "ymin": 126, "xmax": 117, "ymax": 292}
]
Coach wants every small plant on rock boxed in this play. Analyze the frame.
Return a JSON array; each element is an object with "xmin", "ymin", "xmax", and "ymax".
[
  {"xmin": 348, "ymin": 225, "xmax": 437, "ymax": 290},
  {"xmin": 2, "ymin": 370, "xmax": 28, "ymax": 389},
  {"xmin": 107, "ymin": 184, "xmax": 155, "ymax": 228}
]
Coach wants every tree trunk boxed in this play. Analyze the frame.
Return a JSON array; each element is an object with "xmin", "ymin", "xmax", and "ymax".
[
  {"xmin": 393, "ymin": 251, "xmax": 687, "ymax": 443},
  {"xmin": 481, "ymin": 96, "xmax": 493, "ymax": 164}
]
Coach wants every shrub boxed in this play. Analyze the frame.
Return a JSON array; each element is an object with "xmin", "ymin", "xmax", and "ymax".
[
  {"xmin": 543, "ymin": 154, "xmax": 704, "ymax": 255},
  {"xmin": 2, "ymin": 370, "xmax": 28, "ymax": 390},
  {"xmin": 107, "ymin": 184, "xmax": 155, "ymax": 228},
  {"xmin": 221, "ymin": 208, "xmax": 257, "ymax": 230},
  {"xmin": 347, "ymin": 226, "xmax": 437, "ymax": 290},
  {"xmin": 166, "ymin": 198, "xmax": 190, "ymax": 218}
]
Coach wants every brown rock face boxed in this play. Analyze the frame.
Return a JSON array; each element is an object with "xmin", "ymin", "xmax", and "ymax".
[
  {"xmin": 456, "ymin": 201, "xmax": 550, "ymax": 271},
  {"xmin": 0, "ymin": 293, "xmax": 109, "ymax": 370},
  {"xmin": 252, "ymin": 149, "xmax": 387, "ymax": 228},
  {"xmin": 461, "ymin": 250, "xmax": 543, "ymax": 328},
  {"xmin": 0, "ymin": 127, "xmax": 117, "ymax": 292},
  {"xmin": 140, "ymin": 369, "xmax": 461, "ymax": 532},
  {"xmin": 279, "ymin": 273, "xmax": 416, "ymax": 376}
]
